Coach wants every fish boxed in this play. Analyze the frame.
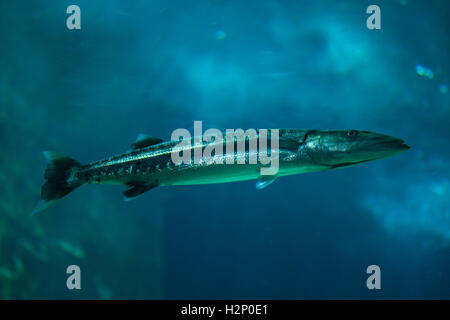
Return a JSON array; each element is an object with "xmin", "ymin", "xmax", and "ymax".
[{"xmin": 32, "ymin": 129, "xmax": 410, "ymax": 214}]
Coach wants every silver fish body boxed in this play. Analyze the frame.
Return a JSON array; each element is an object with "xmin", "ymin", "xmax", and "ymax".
[{"xmin": 33, "ymin": 129, "xmax": 409, "ymax": 214}]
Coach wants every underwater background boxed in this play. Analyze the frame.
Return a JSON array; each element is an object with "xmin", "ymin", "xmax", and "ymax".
[{"xmin": 0, "ymin": 0, "xmax": 449, "ymax": 299}]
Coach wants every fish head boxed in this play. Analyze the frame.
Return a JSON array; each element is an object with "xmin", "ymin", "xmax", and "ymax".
[{"xmin": 301, "ymin": 129, "xmax": 410, "ymax": 168}]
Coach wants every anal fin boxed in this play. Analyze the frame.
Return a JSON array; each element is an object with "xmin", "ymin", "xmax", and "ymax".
[
  {"xmin": 123, "ymin": 181, "xmax": 158, "ymax": 201},
  {"xmin": 256, "ymin": 176, "xmax": 277, "ymax": 190}
]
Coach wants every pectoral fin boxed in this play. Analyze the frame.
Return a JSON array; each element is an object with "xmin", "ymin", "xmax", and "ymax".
[
  {"xmin": 280, "ymin": 150, "xmax": 297, "ymax": 161},
  {"xmin": 123, "ymin": 181, "xmax": 158, "ymax": 201},
  {"xmin": 256, "ymin": 176, "xmax": 277, "ymax": 190}
]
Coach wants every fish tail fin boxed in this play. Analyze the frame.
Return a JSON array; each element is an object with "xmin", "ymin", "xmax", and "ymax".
[{"xmin": 31, "ymin": 151, "xmax": 83, "ymax": 215}]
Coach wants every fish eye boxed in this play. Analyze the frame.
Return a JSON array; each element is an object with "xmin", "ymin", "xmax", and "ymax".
[{"xmin": 347, "ymin": 130, "xmax": 359, "ymax": 137}]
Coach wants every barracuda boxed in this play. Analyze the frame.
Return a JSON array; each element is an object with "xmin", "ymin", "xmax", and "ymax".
[{"xmin": 32, "ymin": 129, "xmax": 409, "ymax": 214}]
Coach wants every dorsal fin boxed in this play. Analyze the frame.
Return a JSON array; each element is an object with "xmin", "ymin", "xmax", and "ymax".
[{"xmin": 131, "ymin": 134, "xmax": 163, "ymax": 150}]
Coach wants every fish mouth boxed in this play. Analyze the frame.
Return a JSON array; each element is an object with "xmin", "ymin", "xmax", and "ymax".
[
  {"xmin": 355, "ymin": 135, "xmax": 410, "ymax": 163},
  {"xmin": 396, "ymin": 142, "xmax": 410, "ymax": 151},
  {"xmin": 371, "ymin": 136, "xmax": 410, "ymax": 152}
]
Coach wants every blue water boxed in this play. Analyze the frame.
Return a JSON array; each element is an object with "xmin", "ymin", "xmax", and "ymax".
[{"xmin": 0, "ymin": 0, "xmax": 449, "ymax": 299}]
